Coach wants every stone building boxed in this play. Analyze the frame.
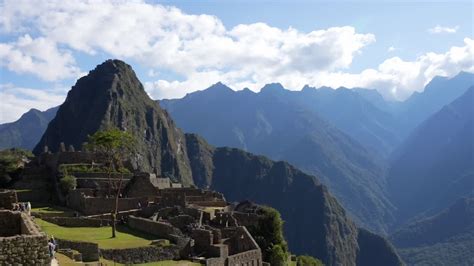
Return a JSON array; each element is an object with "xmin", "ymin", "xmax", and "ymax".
[{"xmin": 0, "ymin": 210, "xmax": 50, "ymax": 265}]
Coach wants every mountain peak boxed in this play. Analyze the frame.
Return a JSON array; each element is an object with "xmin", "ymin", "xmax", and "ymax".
[
  {"xmin": 93, "ymin": 59, "xmax": 132, "ymax": 74},
  {"xmin": 206, "ymin": 82, "xmax": 233, "ymax": 92},
  {"xmin": 260, "ymin": 83, "xmax": 286, "ymax": 93}
]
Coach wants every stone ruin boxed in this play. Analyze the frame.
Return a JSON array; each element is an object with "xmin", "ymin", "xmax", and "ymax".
[
  {"xmin": 4, "ymin": 146, "xmax": 268, "ymax": 265},
  {"xmin": 0, "ymin": 209, "xmax": 50, "ymax": 264}
]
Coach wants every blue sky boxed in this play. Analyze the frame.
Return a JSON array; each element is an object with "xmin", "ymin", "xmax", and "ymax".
[{"xmin": 0, "ymin": 0, "xmax": 473, "ymax": 123}]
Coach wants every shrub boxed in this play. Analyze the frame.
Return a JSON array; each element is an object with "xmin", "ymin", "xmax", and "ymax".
[
  {"xmin": 269, "ymin": 244, "xmax": 289, "ymax": 266},
  {"xmin": 297, "ymin": 255, "xmax": 324, "ymax": 266},
  {"xmin": 60, "ymin": 175, "xmax": 77, "ymax": 193}
]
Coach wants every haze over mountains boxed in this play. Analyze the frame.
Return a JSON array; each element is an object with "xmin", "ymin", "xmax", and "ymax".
[
  {"xmin": 388, "ymin": 86, "xmax": 474, "ymax": 223},
  {"xmin": 161, "ymin": 82, "xmax": 395, "ymax": 232},
  {"xmin": 391, "ymin": 197, "xmax": 474, "ymax": 265},
  {"xmin": 1, "ymin": 60, "xmax": 473, "ymax": 265}
]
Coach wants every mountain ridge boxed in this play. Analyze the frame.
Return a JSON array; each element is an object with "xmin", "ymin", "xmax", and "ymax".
[{"xmin": 29, "ymin": 59, "xmax": 402, "ymax": 266}]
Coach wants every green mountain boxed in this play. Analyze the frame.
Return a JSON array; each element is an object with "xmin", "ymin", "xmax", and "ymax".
[
  {"xmin": 186, "ymin": 133, "xmax": 402, "ymax": 266},
  {"xmin": 160, "ymin": 83, "xmax": 395, "ymax": 232},
  {"xmin": 391, "ymin": 197, "xmax": 474, "ymax": 266},
  {"xmin": 0, "ymin": 107, "xmax": 58, "ymax": 150},
  {"xmin": 388, "ymin": 87, "xmax": 474, "ymax": 223},
  {"xmin": 32, "ymin": 59, "xmax": 402, "ymax": 265}
]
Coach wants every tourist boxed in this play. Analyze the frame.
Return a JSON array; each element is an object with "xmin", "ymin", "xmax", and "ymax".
[
  {"xmin": 51, "ymin": 236, "xmax": 58, "ymax": 250},
  {"xmin": 26, "ymin": 202, "xmax": 31, "ymax": 215},
  {"xmin": 48, "ymin": 239, "xmax": 56, "ymax": 258},
  {"xmin": 137, "ymin": 202, "xmax": 142, "ymax": 209}
]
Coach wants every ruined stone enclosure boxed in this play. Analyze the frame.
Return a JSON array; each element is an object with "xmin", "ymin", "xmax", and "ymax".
[{"xmin": 0, "ymin": 210, "xmax": 50, "ymax": 265}]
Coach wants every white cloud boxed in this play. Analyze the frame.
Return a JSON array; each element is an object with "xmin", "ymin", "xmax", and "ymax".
[
  {"xmin": 388, "ymin": 46, "xmax": 396, "ymax": 52},
  {"xmin": 0, "ymin": 34, "xmax": 81, "ymax": 81},
  {"xmin": 428, "ymin": 25, "xmax": 459, "ymax": 34},
  {"xmin": 0, "ymin": 84, "xmax": 66, "ymax": 123},
  {"xmin": 0, "ymin": 0, "xmax": 472, "ymax": 105},
  {"xmin": 305, "ymin": 38, "xmax": 474, "ymax": 100},
  {"xmin": 0, "ymin": 0, "xmax": 374, "ymax": 87}
]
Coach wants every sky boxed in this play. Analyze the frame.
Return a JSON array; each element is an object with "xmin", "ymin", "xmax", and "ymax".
[{"xmin": 0, "ymin": 0, "xmax": 473, "ymax": 123}]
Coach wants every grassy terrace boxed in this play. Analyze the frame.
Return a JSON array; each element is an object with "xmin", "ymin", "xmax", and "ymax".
[
  {"xmin": 57, "ymin": 253, "xmax": 202, "ymax": 265},
  {"xmin": 36, "ymin": 219, "xmax": 153, "ymax": 249},
  {"xmin": 33, "ymin": 203, "xmax": 203, "ymax": 265}
]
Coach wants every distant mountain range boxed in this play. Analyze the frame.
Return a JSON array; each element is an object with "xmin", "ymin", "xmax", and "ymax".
[
  {"xmin": 160, "ymin": 82, "xmax": 396, "ymax": 232},
  {"xmin": 394, "ymin": 72, "xmax": 474, "ymax": 137},
  {"xmin": 0, "ymin": 60, "xmax": 472, "ymax": 265},
  {"xmin": 23, "ymin": 59, "xmax": 402, "ymax": 265},
  {"xmin": 388, "ymin": 86, "xmax": 474, "ymax": 223},
  {"xmin": 390, "ymin": 197, "xmax": 474, "ymax": 265},
  {"xmin": 0, "ymin": 107, "xmax": 58, "ymax": 150}
]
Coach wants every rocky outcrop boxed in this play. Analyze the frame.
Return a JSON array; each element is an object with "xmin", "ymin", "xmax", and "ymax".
[
  {"xmin": 185, "ymin": 134, "xmax": 402, "ymax": 266},
  {"xmin": 33, "ymin": 60, "xmax": 193, "ymax": 185}
]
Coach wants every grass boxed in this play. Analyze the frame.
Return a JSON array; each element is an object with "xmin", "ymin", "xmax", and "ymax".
[
  {"xmin": 100, "ymin": 258, "xmax": 202, "ymax": 266},
  {"xmin": 14, "ymin": 189, "xmax": 32, "ymax": 193},
  {"xmin": 36, "ymin": 219, "xmax": 154, "ymax": 249}
]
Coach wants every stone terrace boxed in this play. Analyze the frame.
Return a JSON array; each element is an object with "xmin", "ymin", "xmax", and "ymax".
[{"xmin": 0, "ymin": 210, "xmax": 50, "ymax": 265}]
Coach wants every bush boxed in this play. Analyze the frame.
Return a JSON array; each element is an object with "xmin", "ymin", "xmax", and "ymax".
[
  {"xmin": 246, "ymin": 206, "xmax": 289, "ymax": 265},
  {"xmin": 60, "ymin": 175, "xmax": 77, "ymax": 193},
  {"xmin": 0, "ymin": 148, "xmax": 32, "ymax": 187},
  {"xmin": 269, "ymin": 244, "xmax": 289, "ymax": 266},
  {"xmin": 297, "ymin": 255, "xmax": 324, "ymax": 266}
]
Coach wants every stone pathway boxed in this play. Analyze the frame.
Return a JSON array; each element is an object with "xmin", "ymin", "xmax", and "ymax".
[{"xmin": 51, "ymin": 258, "xmax": 58, "ymax": 266}]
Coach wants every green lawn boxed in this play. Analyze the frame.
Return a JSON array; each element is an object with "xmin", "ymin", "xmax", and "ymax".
[
  {"xmin": 100, "ymin": 259, "xmax": 202, "ymax": 266},
  {"xmin": 57, "ymin": 254, "xmax": 201, "ymax": 266},
  {"xmin": 36, "ymin": 219, "xmax": 154, "ymax": 249}
]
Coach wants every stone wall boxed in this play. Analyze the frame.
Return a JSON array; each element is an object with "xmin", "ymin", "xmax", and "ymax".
[
  {"xmin": 0, "ymin": 190, "xmax": 17, "ymax": 210},
  {"xmin": 232, "ymin": 211, "xmax": 260, "ymax": 227},
  {"xmin": 67, "ymin": 189, "xmax": 146, "ymax": 215},
  {"xmin": 222, "ymin": 227, "xmax": 259, "ymax": 255},
  {"xmin": 0, "ymin": 211, "xmax": 21, "ymax": 236},
  {"xmin": 100, "ymin": 246, "xmax": 179, "ymax": 264},
  {"xmin": 227, "ymin": 249, "xmax": 263, "ymax": 266},
  {"xmin": 191, "ymin": 201, "xmax": 228, "ymax": 207},
  {"xmin": 56, "ymin": 238, "xmax": 99, "ymax": 262},
  {"xmin": 213, "ymin": 212, "xmax": 238, "ymax": 227},
  {"xmin": 206, "ymin": 257, "xmax": 226, "ymax": 266},
  {"xmin": 125, "ymin": 173, "xmax": 160, "ymax": 198},
  {"xmin": 0, "ymin": 211, "xmax": 50, "ymax": 265},
  {"xmin": 43, "ymin": 217, "xmax": 110, "ymax": 227},
  {"xmin": 128, "ymin": 216, "xmax": 182, "ymax": 241},
  {"xmin": 169, "ymin": 215, "xmax": 196, "ymax": 231},
  {"xmin": 192, "ymin": 229, "xmax": 213, "ymax": 254}
]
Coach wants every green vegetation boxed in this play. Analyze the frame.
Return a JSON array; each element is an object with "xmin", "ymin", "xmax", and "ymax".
[
  {"xmin": 59, "ymin": 163, "xmax": 131, "ymax": 174},
  {"xmin": 246, "ymin": 206, "xmax": 289, "ymax": 266},
  {"xmin": 100, "ymin": 258, "xmax": 203, "ymax": 266},
  {"xmin": 59, "ymin": 174, "xmax": 77, "ymax": 193},
  {"xmin": 0, "ymin": 148, "xmax": 32, "ymax": 186},
  {"xmin": 296, "ymin": 255, "xmax": 324, "ymax": 266},
  {"xmin": 57, "ymin": 253, "xmax": 202, "ymax": 265},
  {"xmin": 86, "ymin": 128, "xmax": 136, "ymax": 238},
  {"xmin": 36, "ymin": 219, "xmax": 153, "ymax": 249}
]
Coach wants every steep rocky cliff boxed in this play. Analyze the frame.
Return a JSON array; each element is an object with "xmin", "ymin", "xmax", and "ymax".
[
  {"xmin": 185, "ymin": 134, "xmax": 402, "ymax": 265},
  {"xmin": 33, "ymin": 60, "xmax": 193, "ymax": 185}
]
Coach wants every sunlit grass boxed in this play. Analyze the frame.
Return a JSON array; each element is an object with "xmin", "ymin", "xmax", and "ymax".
[{"xmin": 36, "ymin": 219, "xmax": 153, "ymax": 249}]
